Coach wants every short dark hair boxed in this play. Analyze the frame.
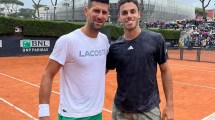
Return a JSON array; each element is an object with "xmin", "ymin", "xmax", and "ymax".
[
  {"xmin": 88, "ymin": 0, "xmax": 109, "ymax": 8},
  {"xmin": 118, "ymin": 0, "xmax": 139, "ymax": 11}
]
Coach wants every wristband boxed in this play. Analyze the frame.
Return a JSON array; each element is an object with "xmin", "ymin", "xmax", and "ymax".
[{"xmin": 38, "ymin": 104, "xmax": 50, "ymax": 117}]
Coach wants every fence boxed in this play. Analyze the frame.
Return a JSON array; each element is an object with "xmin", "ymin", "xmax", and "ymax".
[
  {"xmin": 38, "ymin": 0, "xmax": 195, "ymax": 23},
  {"xmin": 168, "ymin": 47, "xmax": 215, "ymax": 63}
]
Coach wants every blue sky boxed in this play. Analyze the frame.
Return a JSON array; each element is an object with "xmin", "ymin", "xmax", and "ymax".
[
  {"xmin": 180, "ymin": 0, "xmax": 214, "ymax": 9},
  {"xmin": 20, "ymin": 0, "xmax": 214, "ymax": 9},
  {"xmin": 20, "ymin": 0, "xmax": 63, "ymax": 8}
]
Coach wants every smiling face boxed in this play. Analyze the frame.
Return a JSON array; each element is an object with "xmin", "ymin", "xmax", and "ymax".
[
  {"xmin": 118, "ymin": 2, "xmax": 140, "ymax": 31},
  {"xmin": 84, "ymin": 1, "xmax": 109, "ymax": 31}
]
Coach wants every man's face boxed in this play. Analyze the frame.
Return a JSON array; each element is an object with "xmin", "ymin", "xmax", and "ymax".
[
  {"xmin": 85, "ymin": 2, "xmax": 109, "ymax": 31},
  {"xmin": 118, "ymin": 2, "xmax": 140, "ymax": 30}
]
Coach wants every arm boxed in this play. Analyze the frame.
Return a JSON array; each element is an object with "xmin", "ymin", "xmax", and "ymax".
[
  {"xmin": 39, "ymin": 59, "xmax": 61, "ymax": 120},
  {"xmin": 159, "ymin": 61, "xmax": 174, "ymax": 120}
]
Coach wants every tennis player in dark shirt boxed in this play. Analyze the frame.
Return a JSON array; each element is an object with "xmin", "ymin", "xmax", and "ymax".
[{"xmin": 106, "ymin": 0, "xmax": 174, "ymax": 120}]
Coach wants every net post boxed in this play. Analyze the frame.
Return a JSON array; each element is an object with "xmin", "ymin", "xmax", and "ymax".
[
  {"xmin": 196, "ymin": 48, "xmax": 201, "ymax": 62},
  {"xmin": 180, "ymin": 48, "xmax": 184, "ymax": 60}
]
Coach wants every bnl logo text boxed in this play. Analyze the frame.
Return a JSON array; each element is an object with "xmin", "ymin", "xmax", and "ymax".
[{"xmin": 20, "ymin": 39, "xmax": 50, "ymax": 48}]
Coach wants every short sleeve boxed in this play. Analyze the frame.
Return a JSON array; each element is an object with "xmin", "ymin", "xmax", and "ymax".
[
  {"xmin": 157, "ymin": 34, "xmax": 168, "ymax": 64},
  {"xmin": 106, "ymin": 45, "xmax": 116, "ymax": 70},
  {"xmin": 49, "ymin": 35, "xmax": 71, "ymax": 65}
]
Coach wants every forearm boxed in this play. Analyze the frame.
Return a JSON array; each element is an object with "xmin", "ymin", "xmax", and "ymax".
[
  {"xmin": 38, "ymin": 59, "xmax": 60, "ymax": 119},
  {"xmin": 160, "ymin": 62, "xmax": 174, "ymax": 119},
  {"xmin": 161, "ymin": 69, "xmax": 173, "ymax": 107},
  {"xmin": 39, "ymin": 74, "xmax": 53, "ymax": 104}
]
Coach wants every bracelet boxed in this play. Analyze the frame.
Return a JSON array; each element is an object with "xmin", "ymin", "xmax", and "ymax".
[{"xmin": 38, "ymin": 104, "xmax": 50, "ymax": 117}]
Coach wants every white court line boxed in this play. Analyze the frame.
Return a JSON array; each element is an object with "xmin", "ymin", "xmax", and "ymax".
[
  {"xmin": 170, "ymin": 64, "xmax": 215, "ymax": 73},
  {"xmin": 156, "ymin": 78, "xmax": 215, "ymax": 90},
  {"xmin": 171, "ymin": 66, "xmax": 215, "ymax": 73},
  {"xmin": 173, "ymin": 81, "xmax": 215, "ymax": 90},
  {"xmin": 202, "ymin": 112, "xmax": 215, "ymax": 120},
  {"xmin": 0, "ymin": 72, "xmax": 112, "ymax": 113},
  {"xmin": 107, "ymin": 74, "xmax": 215, "ymax": 90},
  {"xmin": 107, "ymin": 64, "xmax": 215, "ymax": 75},
  {"xmin": 1, "ymin": 60, "xmax": 214, "ymax": 118},
  {"xmin": 0, "ymin": 73, "xmax": 59, "ymax": 95},
  {"xmin": 0, "ymin": 98, "xmax": 38, "ymax": 120},
  {"xmin": 0, "ymin": 73, "xmax": 39, "ymax": 87},
  {"xmin": 106, "ymin": 77, "xmax": 215, "ymax": 90},
  {"xmin": 170, "ymin": 64, "xmax": 215, "ymax": 71},
  {"xmin": 103, "ymin": 108, "xmax": 112, "ymax": 113},
  {"xmin": 1, "ymin": 71, "xmax": 215, "ymax": 117}
]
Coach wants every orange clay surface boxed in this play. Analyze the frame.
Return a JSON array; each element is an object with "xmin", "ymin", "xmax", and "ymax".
[{"xmin": 0, "ymin": 55, "xmax": 215, "ymax": 120}]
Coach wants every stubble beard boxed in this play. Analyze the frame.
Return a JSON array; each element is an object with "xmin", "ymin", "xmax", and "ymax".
[{"xmin": 90, "ymin": 22, "xmax": 103, "ymax": 31}]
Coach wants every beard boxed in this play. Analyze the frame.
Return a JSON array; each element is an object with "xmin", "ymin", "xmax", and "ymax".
[{"xmin": 90, "ymin": 21, "xmax": 104, "ymax": 31}]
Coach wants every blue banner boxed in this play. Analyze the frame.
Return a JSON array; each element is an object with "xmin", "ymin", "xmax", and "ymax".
[{"xmin": 0, "ymin": 36, "xmax": 58, "ymax": 57}]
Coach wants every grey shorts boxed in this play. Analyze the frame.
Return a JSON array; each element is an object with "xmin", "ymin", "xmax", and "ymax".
[{"xmin": 112, "ymin": 104, "xmax": 161, "ymax": 120}]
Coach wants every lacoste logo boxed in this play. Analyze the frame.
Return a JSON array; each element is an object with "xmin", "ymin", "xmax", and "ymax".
[
  {"xmin": 62, "ymin": 109, "xmax": 67, "ymax": 112},
  {"xmin": 128, "ymin": 46, "xmax": 133, "ymax": 50}
]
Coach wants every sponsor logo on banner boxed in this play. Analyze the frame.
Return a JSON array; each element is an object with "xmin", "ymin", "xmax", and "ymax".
[
  {"xmin": 20, "ymin": 39, "xmax": 50, "ymax": 52},
  {"xmin": 0, "ymin": 40, "xmax": 2, "ymax": 48}
]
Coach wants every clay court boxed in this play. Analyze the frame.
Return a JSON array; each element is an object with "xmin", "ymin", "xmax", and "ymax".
[{"xmin": 0, "ymin": 53, "xmax": 215, "ymax": 120}]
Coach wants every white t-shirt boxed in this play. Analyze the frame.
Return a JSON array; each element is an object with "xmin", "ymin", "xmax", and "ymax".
[{"xmin": 49, "ymin": 29, "xmax": 109, "ymax": 118}]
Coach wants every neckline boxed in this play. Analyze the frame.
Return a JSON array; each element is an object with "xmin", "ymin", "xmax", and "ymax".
[
  {"xmin": 123, "ymin": 31, "xmax": 142, "ymax": 42},
  {"xmin": 78, "ymin": 29, "xmax": 98, "ymax": 41}
]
